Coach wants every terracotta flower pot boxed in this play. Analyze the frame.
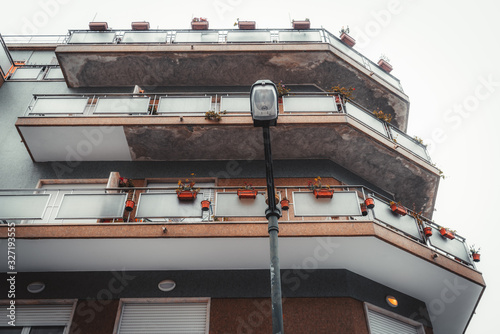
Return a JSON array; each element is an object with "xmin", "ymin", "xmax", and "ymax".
[
  {"xmin": 377, "ymin": 59, "xmax": 393, "ymax": 73},
  {"xmin": 125, "ymin": 200, "xmax": 135, "ymax": 212},
  {"xmin": 292, "ymin": 20, "xmax": 310, "ymax": 29},
  {"xmin": 313, "ymin": 189, "xmax": 334, "ymax": 199},
  {"xmin": 191, "ymin": 21, "xmax": 209, "ymax": 30},
  {"xmin": 360, "ymin": 203, "xmax": 368, "ymax": 216},
  {"xmin": 390, "ymin": 203, "xmax": 407, "ymax": 216},
  {"xmin": 364, "ymin": 198, "xmax": 375, "ymax": 209},
  {"xmin": 238, "ymin": 21, "xmax": 256, "ymax": 30},
  {"xmin": 472, "ymin": 253, "xmax": 480, "ymax": 262},
  {"xmin": 423, "ymin": 226, "xmax": 433, "ymax": 237},
  {"xmin": 177, "ymin": 191, "xmax": 197, "ymax": 201},
  {"xmin": 280, "ymin": 199, "xmax": 289, "ymax": 211},
  {"xmin": 440, "ymin": 227, "xmax": 455, "ymax": 240},
  {"xmin": 340, "ymin": 33, "xmax": 356, "ymax": 47},
  {"xmin": 237, "ymin": 190, "xmax": 258, "ymax": 199},
  {"xmin": 201, "ymin": 200, "xmax": 210, "ymax": 211}
]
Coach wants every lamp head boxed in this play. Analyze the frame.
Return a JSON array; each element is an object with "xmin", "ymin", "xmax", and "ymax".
[{"xmin": 250, "ymin": 79, "xmax": 278, "ymax": 127}]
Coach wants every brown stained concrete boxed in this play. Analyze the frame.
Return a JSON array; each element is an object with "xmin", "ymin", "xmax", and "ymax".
[
  {"xmin": 16, "ymin": 114, "xmax": 439, "ymax": 215},
  {"xmin": 55, "ymin": 43, "xmax": 410, "ymax": 130},
  {"xmin": 1, "ymin": 221, "xmax": 484, "ymax": 286}
]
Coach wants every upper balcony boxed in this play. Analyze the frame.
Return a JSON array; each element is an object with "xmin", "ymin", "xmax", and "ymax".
[
  {"xmin": 15, "ymin": 91, "xmax": 438, "ymax": 215},
  {"xmin": 0, "ymin": 181, "xmax": 485, "ymax": 334},
  {"xmin": 53, "ymin": 28, "xmax": 410, "ymax": 130}
]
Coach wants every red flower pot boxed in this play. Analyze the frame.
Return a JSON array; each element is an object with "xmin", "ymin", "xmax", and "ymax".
[
  {"xmin": 238, "ymin": 21, "xmax": 256, "ymax": 30},
  {"xmin": 292, "ymin": 20, "xmax": 310, "ymax": 29},
  {"xmin": 360, "ymin": 203, "xmax": 368, "ymax": 216},
  {"xmin": 423, "ymin": 226, "xmax": 433, "ymax": 237},
  {"xmin": 364, "ymin": 198, "xmax": 375, "ymax": 209},
  {"xmin": 340, "ymin": 33, "xmax": 356, "ymax": 47},
  {"xmin": 201, "ymin": 200, "xmax": 210, "ymax": 211},
  {"xmin": 191, "ymin": 21, "xmax": 209, "ymax": 30},
  {"xmin": 472, "ymin": 253, "xmax": 480, "ymax": 262},
  {"xmin": 390, "ymin": 203, "xmax": 407, "ymax": 216},
  {"xmin": 177, "ymin": 191, "xmax": 197, "ymax": 201},
  {"xmin": 237, "ymin": 190, "xmax": 258, "ymax": 199},
  {"xmin": 280, "ymin": 199, "xmax": 289, "ymax": 211},
  {"xmin": 125, "ymin": 200, "xmax": 135, "ymax": 212},
  {"xmin": 440, "ymin": 228, "xmax": 455, "ymax": 240},
  {"xmin": 313, "ymin": 189, "xmax": 334, "ymax": 199},
  {"xmin": 377, "ymin": 59, "xmax": 393, "ymax": 73}
]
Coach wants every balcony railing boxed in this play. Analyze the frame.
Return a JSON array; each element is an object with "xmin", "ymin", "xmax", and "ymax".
[
  {"xmin": 22, "ymin": 92, "xmax": 430, "ymax": 162},
  {"xmin": 0, "ymin": 185, "xmax": 474, "ymax": 268}
]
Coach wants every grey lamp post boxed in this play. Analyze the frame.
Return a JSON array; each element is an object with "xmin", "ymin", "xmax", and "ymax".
[{"xmin": 250, "ymin": 79, "xmax": 284, "ymax": 334}]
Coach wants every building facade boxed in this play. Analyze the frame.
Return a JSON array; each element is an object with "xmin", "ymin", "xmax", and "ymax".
[{"xmin": 0, "ymin": 20, "xmax": 485, "ymax": 334}]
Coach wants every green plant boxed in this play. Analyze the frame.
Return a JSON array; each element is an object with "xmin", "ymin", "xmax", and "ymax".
[
  {"xmin": 307, "ymin": 177, "xmax": 331, "ymax": 190},
  {"xmin": 176, "ymin": 179, "xmax": 200, "ymax": 194},
  {"xmin": 118, "ymin": 177, "xmax": 134, "ymax": 188},
  {"xmin": 413, "ymin": 136, "xmax": 425, "ymax": 145},
  {"xmin": 470, "ymin": 245, "xmax": 480, "ymax": 254},
  {"xmin": 431, "ymin": 163, "xmax": 446, "ymax": 179},
  {"xmin": 205, "ymin": 110, "xmax": 226, "ymax": 121},
  {"xmin": 380, "ymin": 54, "xmax": 391, "ymax": 63},
  {"xmin": 240, "ymin": 182, "xmax": 255, "ymax": 190},
  {"xmin": 192, "ymin": 17, "xmax": 207, "ymax": 22},
  {"xmin": 275, "ymin": 81, "xmax": 291, "ymax": 97},
  {"xmin": 373, "ymin": 109, "xmax": 393, "ymax": 123},
  {"xmin": 329, "ymin": 85, "xmax": 355, "ymax": 99},
  {"xmin": 339, "ymin": 26, "xmax": 350, "ymax": 35},
  {"xmin": 439, "ymin": 226, "xmax": 456, "ymax": 233}
]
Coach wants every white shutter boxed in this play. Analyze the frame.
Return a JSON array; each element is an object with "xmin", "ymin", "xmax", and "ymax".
[
  {"xmin": 0, "ymin": 304, "xmax": 73, "ymax": 326},
  {"xmin": 367, "ymin": 309, "xmax": 420, "ymax": 334},
  {"xmin": 118, "ymin": 302, "xmax": 208, "ymax": 334}
]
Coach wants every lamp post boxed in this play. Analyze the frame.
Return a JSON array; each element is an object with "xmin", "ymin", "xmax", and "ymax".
[{"xmin": 250, "ymin": 79, "xmax": 284, "ymax": 334}]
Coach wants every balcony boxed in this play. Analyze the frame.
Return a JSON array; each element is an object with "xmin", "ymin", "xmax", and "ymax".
[
  {"xmin": 53, "ymin": 28, "xmax": 409, "ymax": 129},
  {"xmin": 16, "ymin": 92, "xmax": 438, "ymax": 215},
  {"xmin": 0, "ymin": 184, "xmax": 485, "ymax": 334}
]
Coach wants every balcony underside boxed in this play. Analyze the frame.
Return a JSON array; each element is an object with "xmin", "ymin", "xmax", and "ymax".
[
  {"xmin": 1, "ymin": 222, "xmax": 484, "ymax": 334},
  {"xmin": 55, "ymin": 44, "xmax": 409, "ymax": 130},
  {"xmin": 16, "ymin": 114, "xmax": 439, "ymax": 216}
]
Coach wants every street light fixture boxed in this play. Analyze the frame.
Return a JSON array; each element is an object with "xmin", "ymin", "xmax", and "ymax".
[{"xmin": 250, "ymin": 79, "xmax": 284, "ymax": 334}]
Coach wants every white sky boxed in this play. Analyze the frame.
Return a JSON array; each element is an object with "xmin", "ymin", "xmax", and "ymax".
[{"xmin": 2, "ymin": 0, "xmax": 499, "ymax": 332}]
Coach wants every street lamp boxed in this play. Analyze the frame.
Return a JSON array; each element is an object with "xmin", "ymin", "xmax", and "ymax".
[{"xmin": 250, "ymin": 79, "xmax": 284, "ymax": 334}]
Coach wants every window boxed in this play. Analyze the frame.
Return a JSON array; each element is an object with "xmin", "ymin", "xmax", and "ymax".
[
  {"xmin": 365, "ymin": 303, "xmax": 425, "ymax": 334},
  {"xmin": 0, "ymin": 303, "xmax": 75, "ymax": 334},
  {"xmin": 114, "ymin": 298, "xmax": 209, "ymax": 334}
]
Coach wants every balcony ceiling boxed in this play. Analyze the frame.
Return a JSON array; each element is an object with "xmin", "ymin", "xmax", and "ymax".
[
  {"xmin": 3, "ymin": 233, "xmax": 484, "ymax": 334},
  {"xmin": 55, "ymin": 44, "xmax": 410, "ymax": 130},
  {"xmin": 16, "ymin": 115, "xmax": 439, "ymax": 215}
]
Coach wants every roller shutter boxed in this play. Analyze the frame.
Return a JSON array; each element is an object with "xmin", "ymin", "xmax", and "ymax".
[{"xmin": 367, "ymin": 308, "xmax": 420, "ymax": 334}]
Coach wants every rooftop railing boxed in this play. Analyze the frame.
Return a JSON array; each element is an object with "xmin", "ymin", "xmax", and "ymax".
[
  {"xmin": 0, "ymin": 184, "xmax": 474, "ymax": 268},
  {"xmin": 23, "ymin": 92, "xmax": 430, "ymax": 162}
]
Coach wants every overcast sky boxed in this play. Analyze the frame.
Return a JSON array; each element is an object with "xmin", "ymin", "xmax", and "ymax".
[{"xmin": 2, "ymin": 0, "xmax": 499, "ymax": 332}]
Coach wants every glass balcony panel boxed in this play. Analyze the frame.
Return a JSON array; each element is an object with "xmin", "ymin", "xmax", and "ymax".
[
  {"xmin": 26, "ymin": 51, "xmax": 57, "ymax": 65},
  {"xmin": 215, "ymin": 192, "xmax": 267, "ymax": 217},
  {"xmin": 29, "ymin": 97, "xmax": 88, "ymax": 115},
  {"xmin": 174, "ymin": 32, "xmax": 219, "ymax": 43},
  {"xmin": 293, "ymin": 191, "xmax": 361, "ymax": 216},
  {"xmin": 389, "ymin": 127, "xmax": 430, "ymax": 161},
  {"xmin": 428, "ymin": 227, "xmax": 471, "ymax": 264},
  {"xmin": 9, "ymin": 50, "xmax": 33, "ymax": 63},
  {"xmin": 372, "ymin": 198, "xmax": 422, "ymax": 240},
  {"xmin": 45, "ymin": 68, "xmax": 64, "ymax": 79},
  {"xmin": 68, "ymin": 32, "xmax": 116, "ymax": 44},
  {"xmin": 157, "ymin": 96, "xmax": 211, "ymax": 114},
  {"xmin": 0, "ymin": 194, "xmax": 50, "ymax": 220},
  {"xmin": 219, "ymin": 95, "xmax": 250, "ymax": 113},
  {"xmin": 55, "ymin": 193, "xmax": 127, "ymax": 219},
  {"xmin": 94, "ymin": 97, "xmax": 150, "ymax": 115},
  {"xmin": 278, "ymin": 31, "xmax": 322, "ymax": 42},
  {"xmin": 11, "ymin": 68, "xmax": 41, "ymax": 79},
  {"xmin": 122, "ymin": 32, "xmax": 168, "ymax": 43},
  {"xmin": 344, "ymin": 102, "xmax": 387, "ymax": 136},
  {"xmin": 283, "ymin": 96, "xmax": 337, "ymax": 112},
  {"xmin": 328, "ymin": 36, "xmax": 365, "ymax": 65},
  {"xmin": 135, "ymin": 192, "xmax": 204, "ymax": 218},
  {"xmin": 226, "ymin": 31, "xmax": 271, "ymax": 42}
]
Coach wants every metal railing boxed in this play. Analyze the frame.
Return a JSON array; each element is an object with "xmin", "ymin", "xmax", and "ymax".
[
  {"xmin": 22, "ymin": 92, "xmax": 430, "ymax": 162},
  {"xmin": 0, "ymin": 184, "xmax": 474, "ymax": 268}
]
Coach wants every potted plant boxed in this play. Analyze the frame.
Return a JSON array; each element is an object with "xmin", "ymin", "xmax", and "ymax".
[
  {"xmin": 390, "ymin": 201, "xmax": 407, "ymax": 216},
  {"xmin": 280, "ymin": 198, "xmax": 290, "ymax": 211},
  {"xmin": 364, "ymin": 197, "xmax": 374, "ymax": 209},
  {"xmin": 176, "ymin": 179, "xmax": 200, "ymax": 201},
  {"xmin": 329, "ymin": 85, "xmax": 355, "ymax": 110},
  {"xmin": 237, "ymin": 182, "xmax": 258, "ymax": 199},
  {"xmin": 377, "ymin": 55, "xmax": 393, "ymax": 73},
  {"xmin": 339, "ymin": 26, "xmax": 356, "ymax": 47},
  {"xmin": 275, "ymin": 80, "xmax": 290, "ymax": 102},
  {"xmin": 308, "ymin": 177, "xmax": 334, "ymax": 199},
  {"xmin": 234, "ymin": 18, "xmax": 256, "ymax": 30},
  {"xmin": 360, "ymin": 203, "xmax": 368, "ymax": 216},
  {"xmin": 470, "ymin": 245, "xmax": 481, "ymax": 262},
  {"xmin": 292, "ymin": 18, "xmax": 310, "ymax": 30},
  {"xmin": 439, "ymin": 227, "xmax": 456, "ymax": 240},
  {"xmin": 265, "ymin": 190, "xmax": 280, "ymax": 206},
  {"xmin": 205, "ymin": 110, "xmax": 226, "ymax": 121},
  {"xmin": 119, "ymin": 177, "xmax": 135, "ymax": 211},
  {"xmin": 423, "ymin": 226, "xmax": 433, "ymax": 237},
  {"xmin": 201, "ymin": 200, "xmax": 210, "ymax": 211},
  {"xmin": 373, "ymin": 109, "xmax": 393, "ymax": 123},
  {"xmin": 191, "ymin": 17, "xmax": 209, "ymax": 30}
]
